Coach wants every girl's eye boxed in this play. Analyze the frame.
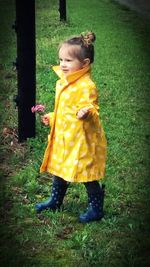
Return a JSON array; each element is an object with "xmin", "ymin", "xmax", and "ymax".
[{"xmin": 59, "ymin": 58, "xmax": 72, "ymax": 62}]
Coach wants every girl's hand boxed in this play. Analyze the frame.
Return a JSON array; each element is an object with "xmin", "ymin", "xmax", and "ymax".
[
  {"xmin": 77, "ymin": 107, "xmax": 90, "ymax": 120},
  {"xmin": 41, "ymin": 114, "xmax": 50, "ymax": 126}
]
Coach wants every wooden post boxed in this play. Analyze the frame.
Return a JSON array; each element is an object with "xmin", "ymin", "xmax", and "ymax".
[
  {"xmin": 15, "ymin": 0, "xmax": 36, "ymax": 142},
  {"xmin": 59, "ymin": 0, "xmax": 66, "ymax": 21}
]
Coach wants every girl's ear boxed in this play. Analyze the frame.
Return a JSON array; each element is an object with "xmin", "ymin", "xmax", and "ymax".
[{"xmin": 83, "ymin": 58, "xmax": 90, "ymax": 67}]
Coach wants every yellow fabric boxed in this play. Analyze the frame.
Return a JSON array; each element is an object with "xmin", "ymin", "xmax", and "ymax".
[
  {"xmin": 40, "ymin": 65, "xmax": 107, "ymax": 183},
  {"xmin": 48, "ymin": 112, "xmax": 54, "ymax": 128}
]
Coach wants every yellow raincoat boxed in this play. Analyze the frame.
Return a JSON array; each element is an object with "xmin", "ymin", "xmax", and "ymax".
[{"xmin": 40, "ymin": 65, "xmax": 107, "ymax": 183}]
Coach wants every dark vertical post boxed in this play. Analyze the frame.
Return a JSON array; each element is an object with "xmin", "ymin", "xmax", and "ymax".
[
  {"xmin": 59, "ymin": 0, "xmax": 66, "ymax": 21},
  {"xmin": 15, "ymin": 0, "xmax": 36, "ymax": 142}
]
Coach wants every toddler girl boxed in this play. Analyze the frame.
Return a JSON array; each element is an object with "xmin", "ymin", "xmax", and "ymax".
[{"xmin": 35, "ymin": 32, "xmax": 107, "ymax": 222}]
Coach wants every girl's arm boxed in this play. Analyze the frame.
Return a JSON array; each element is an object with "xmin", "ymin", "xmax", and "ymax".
[{"xmin": 76, "ymin": 86, "xmax": 99, "ymax": 120}]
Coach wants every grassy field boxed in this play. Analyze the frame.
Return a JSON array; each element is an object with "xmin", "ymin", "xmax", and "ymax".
[{"xmin": 0, "ymin": 0, "xmax": 150, "ymax": 266}]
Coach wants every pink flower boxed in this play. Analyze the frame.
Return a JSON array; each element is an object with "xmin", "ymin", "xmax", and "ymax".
[{"xmin": 31, "ymin": 104, "xmax": 45, "ymax": 113}]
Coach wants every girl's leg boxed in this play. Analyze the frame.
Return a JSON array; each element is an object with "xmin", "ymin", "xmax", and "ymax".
[
  {"xmin": 35, "ymin": 176, "xmax": 70, "ymax": 213},
  {"xmin": 79, "ymin": 181, "xmax": 105, "ymax": 223}
]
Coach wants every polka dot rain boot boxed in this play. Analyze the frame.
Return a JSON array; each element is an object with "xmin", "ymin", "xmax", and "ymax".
[
  {"xmin": 79, "ymin": 182, "xmax": 105, "ymax": 223},
  {"xmin": 35, "ymin": 176, "xmax": 69, "ymax": 213}
]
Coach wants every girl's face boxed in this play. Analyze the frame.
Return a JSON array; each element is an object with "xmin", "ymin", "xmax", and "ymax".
[{"xmin": 59, "ymin": 44, "xmax": 88, "ymax": 76}]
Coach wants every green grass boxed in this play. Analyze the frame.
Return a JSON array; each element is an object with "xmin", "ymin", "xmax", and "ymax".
[{"xmin": 0, "ymin": 0, "xmax": 150, "ymax": 266}]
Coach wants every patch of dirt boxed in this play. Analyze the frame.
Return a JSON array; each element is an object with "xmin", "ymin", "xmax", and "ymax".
[{"xmin": 0, "ymin": 127, "xmax": 27, "ymax": 178}]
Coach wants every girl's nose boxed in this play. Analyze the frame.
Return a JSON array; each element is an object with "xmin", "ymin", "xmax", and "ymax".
[{"xmin": 60, "ymin": 60, "xmax": 66, "ymax": 67}]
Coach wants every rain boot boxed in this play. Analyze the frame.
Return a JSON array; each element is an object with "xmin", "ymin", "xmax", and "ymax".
[
  {"xmin": 35, "ymin": 176, "xmax": 69, "ymax": 213},
  {"xmin": 79, "ymin": 181, "xmax": 105, "ymax": 223}
]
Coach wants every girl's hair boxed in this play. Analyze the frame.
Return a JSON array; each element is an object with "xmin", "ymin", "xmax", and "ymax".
[{"xmin": 59, "ymin": 31, "xmax": 96, "ymax": 63}]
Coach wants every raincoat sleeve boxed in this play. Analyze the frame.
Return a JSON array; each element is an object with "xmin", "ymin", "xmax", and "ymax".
[
  {"xmin": 48, "ymin": 112, "xmax": 55, "ymax": 127},
  {"xmin": 76, "ymin": 86, "xmax": 99, "ymax": 121}
]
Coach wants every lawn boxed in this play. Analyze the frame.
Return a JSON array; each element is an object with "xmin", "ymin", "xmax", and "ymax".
[{"xmin": 0, "ymin": 0, "xmax": 150, "ymax": 266}]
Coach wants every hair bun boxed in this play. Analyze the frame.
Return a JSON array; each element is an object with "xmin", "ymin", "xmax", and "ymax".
[{"xmin": 85, "ymin": 31, "xmax": 96, "ymax": 43}]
